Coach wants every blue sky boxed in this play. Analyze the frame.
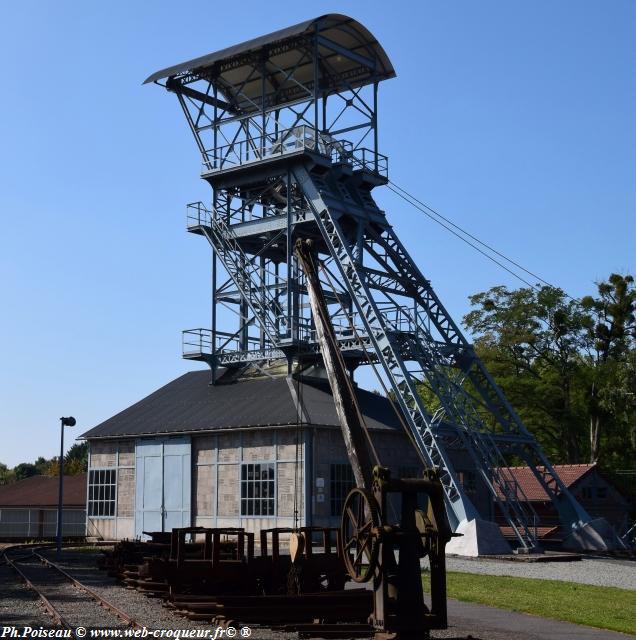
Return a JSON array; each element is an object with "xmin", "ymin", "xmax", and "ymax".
[{"xmin": 1, "ymin": 1, "xmax": 634, "ymax": 466}]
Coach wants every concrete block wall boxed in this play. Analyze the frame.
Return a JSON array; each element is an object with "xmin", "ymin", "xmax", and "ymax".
[
  {"xmin": 87, "ymin": 439, "xmax": 135, "ymax": 540},
  {"xmin": 192, "ymin": 428, "xmax": 304, "ymax": 533},
  {"xmin": 310, "ymin": 427, "xmax": 422, "ymax": 527}
]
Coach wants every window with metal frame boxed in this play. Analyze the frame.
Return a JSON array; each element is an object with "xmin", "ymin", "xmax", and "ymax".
[
  {"xmin": 330, "ymin": 463, "xmax": 355, "ymax": 517},
  {"xmin": 240, "ymin": 463, "xmax": 275, "ymax": 516},
  {"xmin": 87, "ymin": 469, "xmax": 116, "ymax": 518}
]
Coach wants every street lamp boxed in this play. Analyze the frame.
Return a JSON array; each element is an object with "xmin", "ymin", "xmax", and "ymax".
[{"xmin": 57, "ymin": 416, "xmax": 76, "ymax": 557}]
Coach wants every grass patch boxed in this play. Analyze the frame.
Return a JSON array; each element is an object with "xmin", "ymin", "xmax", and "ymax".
[{"xmin": 422, "ymin": 570, "xmax": 636, "ymax": 635}]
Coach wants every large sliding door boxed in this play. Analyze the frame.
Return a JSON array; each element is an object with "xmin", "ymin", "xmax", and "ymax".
[{"xmin": 135, "ymin": 437, "xmax": 191, "ymax": 538}]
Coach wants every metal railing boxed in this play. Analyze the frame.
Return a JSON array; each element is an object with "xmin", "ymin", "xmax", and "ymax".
[{"xmin": 201, "ymin": 125, "xmax": 388, "ymax": 178}]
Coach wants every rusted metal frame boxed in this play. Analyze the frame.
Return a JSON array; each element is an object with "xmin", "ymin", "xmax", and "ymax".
[
  {"xmin": 3, "ymin": 552, "xmax": 70, "ymax": 629},
  {"xmin": 295, "ymin": 240, "xmax": 376, "ymax": 489}
]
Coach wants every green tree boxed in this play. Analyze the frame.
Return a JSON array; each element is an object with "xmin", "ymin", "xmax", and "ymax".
[
  {"xmin": 580, "ymin": 274, "xmax": 636, "ymax": 462},
  {"xmin": 0, "ymin": 462, "xmax": 15, "ymax": 485},
  {"xmin": 463, "ymin": 284, "xmax": 588, "ymax": 462},
  {"xmin": 65, "ymin": 442, "xmax": 88, "ymax": 472},
  {"xmin": 13, "ymin": 462, "xmax": 38, "ymax": 481},
  {"xmin": 462, "ymin": 274, "xmax": 635, "ymax": 469}
]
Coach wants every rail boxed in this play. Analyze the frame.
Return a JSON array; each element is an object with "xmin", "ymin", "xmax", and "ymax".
[
  {"xmin": 3, "ymin": 550, "xmax": 69, "ymax": 628},
  {"xmin": 201, "ymin": 125, "xmax": 388, "ymax": 178},
  {"xmin": 2, "ymin": 546, "xmax": 142, "ymax": 630},
  {"xmin": 34, "ymin": 551, "xmax": 142, "ymax": 628}
]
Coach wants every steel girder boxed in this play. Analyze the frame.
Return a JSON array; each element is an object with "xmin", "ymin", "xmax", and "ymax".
[{"xmin": 291, "ymin": 164, "xmax": 600, "ymax": 547}]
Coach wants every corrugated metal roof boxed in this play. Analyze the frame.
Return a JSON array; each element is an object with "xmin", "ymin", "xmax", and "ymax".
[
  {"xmin": 0, "ymin": 474, "xmax": 86, "ymax": 508},
  {"xmin": 144, "ymin": 14, "xmax": 395, "ymax": 112},
  {"xmin": 497, "ymin": 464, "xmax": 596, "ymax": 501},
  {"xmin": 80, "ymin": 372, "xmax": 402, "ymax": 440}
]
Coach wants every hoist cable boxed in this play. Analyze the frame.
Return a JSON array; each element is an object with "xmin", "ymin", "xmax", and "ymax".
[{"xmin": 386, "ymin": 180, "xmax": 583, "ymax": 303}]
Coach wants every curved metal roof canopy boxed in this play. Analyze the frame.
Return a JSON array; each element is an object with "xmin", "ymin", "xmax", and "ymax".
[{"xmin": 144, "ymin": 14, "xmax": 395, "ymax": 113}]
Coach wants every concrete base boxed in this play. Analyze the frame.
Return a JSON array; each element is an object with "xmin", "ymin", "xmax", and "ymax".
[
  {"xmin": 445, "ymin": 518, "xmax": 511, "ymax": 556},
  {"xmin": 562, "ymin": 518, "xmax": 627, "ymax": 552}
]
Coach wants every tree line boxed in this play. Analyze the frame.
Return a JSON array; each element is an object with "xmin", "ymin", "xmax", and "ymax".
[
  {"xmin": 0, "ymin": 442, "xmax": 88, "ymax": 485},
  {"xmin": 463, "ymin": 273, "xmax": 635, "ymax": 471},
  {"xmin": 1, "ymin": 273, "xmax": 633, "ymax": 486}
]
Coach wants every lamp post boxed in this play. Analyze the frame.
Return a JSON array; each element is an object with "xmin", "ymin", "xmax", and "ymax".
[{"xmin": 57, "ymin": 416, "xmax": 76, "ymax": 557}]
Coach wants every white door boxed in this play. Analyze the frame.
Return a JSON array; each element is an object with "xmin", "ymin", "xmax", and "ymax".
[{"xmin": 135, "ymin": 437, "xmax": 191, "ymax": 538}]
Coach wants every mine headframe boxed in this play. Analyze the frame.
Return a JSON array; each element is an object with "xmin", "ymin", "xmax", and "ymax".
[{"xmin": 146, "ymin": 13, "xmax": 624, "ymax": 555}]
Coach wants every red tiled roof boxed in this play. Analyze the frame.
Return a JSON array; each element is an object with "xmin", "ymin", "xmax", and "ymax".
[
  {"xmin": 495, "ymin": 464, "xmax": 595, "ymax": 501},
  {"xmin": 500, "ymin": 525, "xmax": 559, "ymax": 540},
  {"xmin": 0, "ymin": 474, "xmax": 86, "ymax": 508}
]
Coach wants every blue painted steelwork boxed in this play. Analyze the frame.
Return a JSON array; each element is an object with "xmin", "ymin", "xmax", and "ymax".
[{"xmin": 146, "ymin": 14, "xmax": 623, "ymax": 552}]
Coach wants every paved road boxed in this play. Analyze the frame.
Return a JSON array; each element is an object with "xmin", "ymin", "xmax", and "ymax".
[{"xmin": 436, "ymin": 598, "xmax": 635, "ymax": 639}]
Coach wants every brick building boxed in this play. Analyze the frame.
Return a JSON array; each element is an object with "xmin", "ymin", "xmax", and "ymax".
[
  {"xmin": 495, "ymin": 464, "xmax": 632, "ymax": 544},
  {"xmin": 80, "ymin": 372, "xmax": 424, "ymax": 541}
]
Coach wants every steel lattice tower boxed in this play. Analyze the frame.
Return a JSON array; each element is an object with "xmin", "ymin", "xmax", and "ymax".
[{"xmin": 145, "ymin": 14, "xmax": 622, "ymax": 553}]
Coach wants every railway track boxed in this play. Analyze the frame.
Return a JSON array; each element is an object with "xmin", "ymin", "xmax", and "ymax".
[{"xmin": 2, "ymin": 547, "xmax": 141, "ymax": 630}]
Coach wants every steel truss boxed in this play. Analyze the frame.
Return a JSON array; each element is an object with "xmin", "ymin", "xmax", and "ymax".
[{"xmin": 152, "ymin": 16, "xmax": 611, "ymax": 551}]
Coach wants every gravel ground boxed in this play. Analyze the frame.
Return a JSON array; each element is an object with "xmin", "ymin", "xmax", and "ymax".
[
  {"xmin": 8, "ymin": 551, "xmax": 129, "ymax": 629},
  {"xmin": 43, "ymin": 549, "xmax": 488, "ymax": 638},
  {"xmin": 0, "ymin": 556, "xmax": 52, "ymax": 626},
  {"xmin": 42, "ymin": 548, "xmax": 297, "ymax": 639},
  {"xmin": 431, "ymin": 555, "xmax": 636, "ymax": 590},
  {"xmin": 5, "ymin": 547, "xmax": 628, "ymax": 639}
]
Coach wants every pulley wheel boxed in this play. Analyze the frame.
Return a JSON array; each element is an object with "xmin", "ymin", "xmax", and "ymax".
[{"xmin": 340, "ymin": 487, "xmax": 381, "ymax": 583}]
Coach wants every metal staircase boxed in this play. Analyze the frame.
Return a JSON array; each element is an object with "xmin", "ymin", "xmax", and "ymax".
[{"xmin": 146, "ymin": 12, "xmax": 623, "ymax": 552}]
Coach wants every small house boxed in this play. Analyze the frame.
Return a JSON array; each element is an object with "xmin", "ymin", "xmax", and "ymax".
[{"xmin": 0, "ymin": 474, "xmax": 86, "ymax": 539}]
